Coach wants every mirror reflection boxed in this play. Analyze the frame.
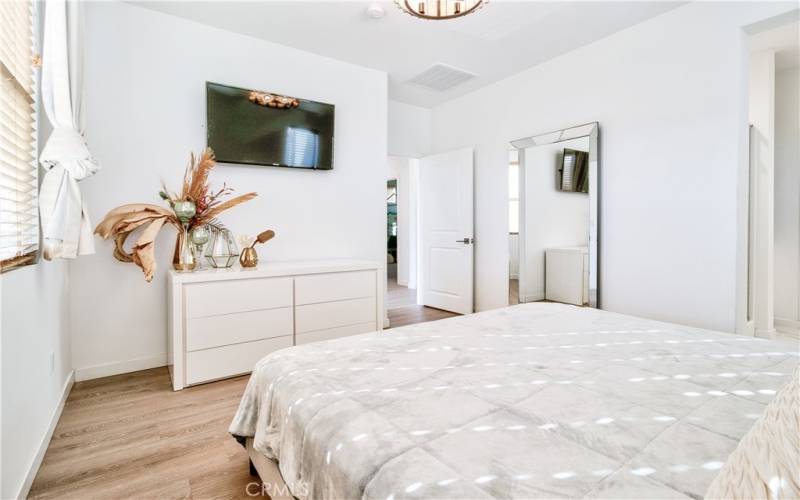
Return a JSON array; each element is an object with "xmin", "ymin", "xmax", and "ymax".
[{"xmin": 509, "ymin": 122, "xmax": 599, "ymax": 308}]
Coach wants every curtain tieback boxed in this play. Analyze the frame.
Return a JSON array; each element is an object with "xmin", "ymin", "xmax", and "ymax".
[{"xmin": 40, "ymin": 126, "xmax": 100, "ymax": 180}]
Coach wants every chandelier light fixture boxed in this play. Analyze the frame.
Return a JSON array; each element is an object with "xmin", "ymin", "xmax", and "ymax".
[{"xmin": 396, "ymin": 0, "xmax": 487, "ymax": 20}]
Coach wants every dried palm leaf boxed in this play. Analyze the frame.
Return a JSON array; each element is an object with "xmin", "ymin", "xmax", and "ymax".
[
  {"xmin": 189, "ymin": 148, "xmax": 216, "ymax": 203},
  {"xmin": 131, "ymin": 217, "xmax": 169, "ymax": 282},
  {"xmin": 113, "ymin": 232, "xmax": 134, "ymax": 262},
  {"xmin": 181, "ymin": 151, "xmax": 195, "ymax": 200},
  {"xmin": 200, "ymin": 192, "xmax": 258, "ymax": 221},
  {"xmin": 95, "ymin": 204, "xmax": 176, "ymax": 238}
]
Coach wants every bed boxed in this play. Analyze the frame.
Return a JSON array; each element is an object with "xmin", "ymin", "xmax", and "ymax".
[{"xmin": 229, "ymin": 303, "xmax": 798, "ymax": 499}]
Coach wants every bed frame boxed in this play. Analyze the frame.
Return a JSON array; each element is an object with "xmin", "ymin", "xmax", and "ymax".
[{"xmin": 246, "ymin": 438, "xmax": 295, "ymax": 500}]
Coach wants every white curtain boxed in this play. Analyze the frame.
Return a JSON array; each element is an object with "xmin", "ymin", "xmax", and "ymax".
[{"xmin": 38, "ymin": 0, "xmax": 100, "ymax": 260}]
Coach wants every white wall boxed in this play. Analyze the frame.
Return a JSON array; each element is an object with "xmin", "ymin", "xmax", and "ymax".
[
  {"xmin": 388, "ymin": 100, "xmax": 432, "ymax": 158},
  {"xmin": 774, "ymin": 66, "xmax": 800, "ymax": 329},
  {"xmin": 70, "ymin": 1, "xmax": 387, "ymax": 379},
  {"xmin": 1, "ymin": 10, "xmax": 73, "ymax": 492},
  {"xmin": 1, "ymin": 261, "xmax": 72, "ymax": 499},
  {"xmin": 430, "ymin": 1, "xmax": 796, "ymax": 331},
  {"xmin": 521, "ymin": 139, "xmax": 589, "ymax": 302}
]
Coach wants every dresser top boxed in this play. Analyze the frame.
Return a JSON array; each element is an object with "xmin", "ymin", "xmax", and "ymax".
[{"xmin": 168, "ymin": 259, "xmax": 381, "ymax": 284}]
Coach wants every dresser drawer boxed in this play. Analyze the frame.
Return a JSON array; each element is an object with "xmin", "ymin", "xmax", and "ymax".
[
  {"xmin": 186, "ymin": 307, "xmax": 293, "ymax": 352},
  {"xmin": 295, "ymin": 271, "xmax": 375, "ymax": 305},
  {"xmin": 295, "ymin": 321, "xmax": 376, "ymax": 345},
  {"xmin": 295, "ymin": 296, "xmax": 376, "ymax": 334},
  {"xmin": 184, "ymin": 277, "xmax": 293, "ymax": 319},
  {"xmin": 185, "ymin": 336, "xmax": 292, "ymax": 385}
]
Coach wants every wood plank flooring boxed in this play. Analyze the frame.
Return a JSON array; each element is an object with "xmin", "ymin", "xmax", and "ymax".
[
  {"xmin": 387, "ymin": 304, "xmax": 458, "ymax": 328},
  {"xmin": 509, "ymin": 279, "xmax": 519, "ymax": 305},
  {"xmin": 386, "ymin": 276, "xmax": 458, "ymax": 328},
  {"xmin": 31, "ymin": 283, "xmax": 458, "ymax": 499},
  {"xmin": 29, "ymin": 368, "xmax": 255, "ymax": 499}
]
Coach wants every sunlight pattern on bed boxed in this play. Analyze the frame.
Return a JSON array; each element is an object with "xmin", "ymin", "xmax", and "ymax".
[{"xmin": 230, "ymin": 303, "xmax": 798, "ymax": 500}]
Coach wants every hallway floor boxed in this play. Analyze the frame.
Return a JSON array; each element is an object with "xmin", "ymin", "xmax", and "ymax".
[{"xmin": 386, "ymin": 275, "xmax": 457, "ymax": 328}]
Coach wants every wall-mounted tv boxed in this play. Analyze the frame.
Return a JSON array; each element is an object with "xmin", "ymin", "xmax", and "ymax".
[
  {"xmin": 206, "ymin": 82, "xmax": 335, "ymax": 170},
  {"xmin": 558, "ymin": 148, "xmax": 589, "ymax": 193}
]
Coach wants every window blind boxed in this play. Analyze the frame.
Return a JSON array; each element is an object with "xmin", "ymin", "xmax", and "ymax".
[
  {"xmin": 0, "ymin": 0, "xmax": 37, "ymax": 272},
  {"xmin": 285, "ymin": 127, "xmax": 320, "ymax": 168}
]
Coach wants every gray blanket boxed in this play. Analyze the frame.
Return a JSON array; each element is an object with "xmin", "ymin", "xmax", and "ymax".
[{"xmin": 229, "ymin": 303, "xmax": 798, "ymax": 499}]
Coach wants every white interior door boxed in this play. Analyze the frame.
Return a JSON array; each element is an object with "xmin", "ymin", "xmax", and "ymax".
[{"xmin": 419, "ymin": 148, "xmax": 474, "ymax": 314}]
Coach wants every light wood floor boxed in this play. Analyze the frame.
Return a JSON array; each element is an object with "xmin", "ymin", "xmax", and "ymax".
[
  {"xmin": 29, "ymin": 368, "xmax": 255, "ymax": 499},
  {"xmin": 387, "ymin": 304, "xmax": 458, "ymax": 328},
  {"xmin": 509, "ymin": 278, "xmax": 519, "ymax": 305},
  {"xmin": 386, "ymin": 276, "xmax": 458, "ymax": 328},
  {"xmin": 30, "ymin": 283, "xmax": 459, "ymax": 499}
]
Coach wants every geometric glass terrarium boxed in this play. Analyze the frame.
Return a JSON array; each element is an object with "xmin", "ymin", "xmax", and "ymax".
[{"xmin": 204, "ymin": 227, "xmax": 238, "ymax": 268}]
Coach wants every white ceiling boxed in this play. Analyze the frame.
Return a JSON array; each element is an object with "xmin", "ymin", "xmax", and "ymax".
[{"xmin": 132, "ymin": 1, "xmax": 684, "ymax": 108}]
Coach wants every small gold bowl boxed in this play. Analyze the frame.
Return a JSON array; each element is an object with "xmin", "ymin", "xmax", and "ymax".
[{"xmin": 239, "ymin": 247, "xmax": 258, "ymax": 268}]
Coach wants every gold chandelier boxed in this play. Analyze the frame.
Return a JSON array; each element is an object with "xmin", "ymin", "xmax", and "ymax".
[{"xmin": 396, "ymin": 0, "xmax": 486, "ymax": 20}]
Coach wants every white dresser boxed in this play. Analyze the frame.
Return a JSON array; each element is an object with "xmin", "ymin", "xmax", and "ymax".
[
  {"xmin": 545, "ymin": 247, "xmax": 589, "ymax": 306},
  {"xmin": 167, "ymin": 260, "xmax": 383, "ymax": 390}
]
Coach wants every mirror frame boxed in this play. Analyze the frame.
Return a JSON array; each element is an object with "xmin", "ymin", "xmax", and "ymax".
[{"xmin": 509, "ymin": 122, "xmax": 600, "ymax": 308}]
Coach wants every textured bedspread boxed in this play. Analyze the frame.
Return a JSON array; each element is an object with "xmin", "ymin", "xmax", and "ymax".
[{"xmin": 229, "ymin": 303, "xmax": 799, "ymax": 500}]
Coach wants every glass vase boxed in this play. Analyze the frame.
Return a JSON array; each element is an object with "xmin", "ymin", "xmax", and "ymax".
[
  {"xmin": 172, "ymin": 225, "xmax": 196, "ymax": 271},
  {"xmin": 190, "ymin": 225, "xmax": 210, "ymax": 269}
]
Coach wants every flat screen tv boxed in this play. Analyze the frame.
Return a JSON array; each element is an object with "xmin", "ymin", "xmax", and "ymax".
[
  {"xmin": 206, "ymin": 82, "xmax": 335, "ymax": 170},
  {"xmin": 558, "ymin": 148, "xmax": 589, "ymax": 193}
]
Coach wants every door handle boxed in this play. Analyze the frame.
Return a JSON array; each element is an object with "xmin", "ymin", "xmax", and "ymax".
[{"xmin": 456, "ymin": 238, "xmax": 474, "ymax": 244}]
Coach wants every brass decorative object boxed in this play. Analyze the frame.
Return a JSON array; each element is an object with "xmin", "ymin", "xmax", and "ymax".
[
  {"xmin": 239, "ymin": 247, "xmax": 258, "ymax": 268},
  {"xmin": 173, "ymin": 227, "xmax": 196, "ymax": 271},
  {"xmin": 239, "ymin": 230, "xmax": 275, "ymax": 268},
  {"xmin": 395, "ymin": 0, "xmax": 486, "ymax": 20},
  {"xmin": 95, "ymin": 149, "xmax": 257, "ymax": 281},
  {"xmin": 248, "ymin": 90, "xmax": 300, "ymax": 109}
]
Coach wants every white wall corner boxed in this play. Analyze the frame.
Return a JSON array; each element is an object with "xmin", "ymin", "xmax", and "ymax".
[{"xmin": 17, "ymin": 370, "xmax": 74, "ymax": 500}]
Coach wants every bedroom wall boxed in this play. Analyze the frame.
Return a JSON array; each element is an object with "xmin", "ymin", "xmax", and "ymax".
[
  {"xmin": 1, "ymin": 7, "xmax": 73, "ymax": 493},
  {"xmin": 388, "ymin": 100, "xmax": 432, "ymax": 158},
  {"xmin": 521, "ymin": 140, "xmax": 589, "ymax": 302},
  {"xmin": 430, "ymin": 1, "xmax": 797, "ymax": 332},
  {"xmin": 1, "ymin": 262, "xmax": 72, "ymax": 499},
  {"xmin": 71, "ymin": 1, "xmax": 388, "ymax": 380},
  {"xmin": 774, "ymin": 66, "xmax": 800, "ymax": 332}
]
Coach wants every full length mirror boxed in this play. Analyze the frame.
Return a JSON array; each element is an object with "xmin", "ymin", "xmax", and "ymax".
[{"xmin": 509, "ymin": 122, "xmax": 599, "ymax": 308}]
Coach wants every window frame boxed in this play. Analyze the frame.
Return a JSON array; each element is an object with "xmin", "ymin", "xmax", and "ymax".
[{"xmin": 0, "ymin": 0, "xmax": 39, "ymax": 273}]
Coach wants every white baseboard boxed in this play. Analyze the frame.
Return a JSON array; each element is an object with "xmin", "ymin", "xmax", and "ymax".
[
  {"xmin": 397, "ymin": 279, "xmax": 409, "ymax": 287},
  {"xmin": 775, "ymin": 317, "xmax": 800, "ymax": 337},
  {"xmin": 509, "ymin": 273, "xmax": 519, "ymax": 280},
  {"xmin": 75, "ymin": 352, "xmax": 167, "ymax": 382},
  {"xmin": 18, "ymin": 370, "xmax": 74, "ymax": 499},
  {"xmin": 521, "ymin": 292, "xmax": 545, "ymax": 303},
  {"xmin": 755, "ymin": 328, "xmax": 777, "ymax": 340}
]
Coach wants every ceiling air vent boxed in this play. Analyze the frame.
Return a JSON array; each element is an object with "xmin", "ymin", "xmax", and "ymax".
[{"xmin": 408, "ymin": 63, "xmax": 476, "ymax": 92}]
